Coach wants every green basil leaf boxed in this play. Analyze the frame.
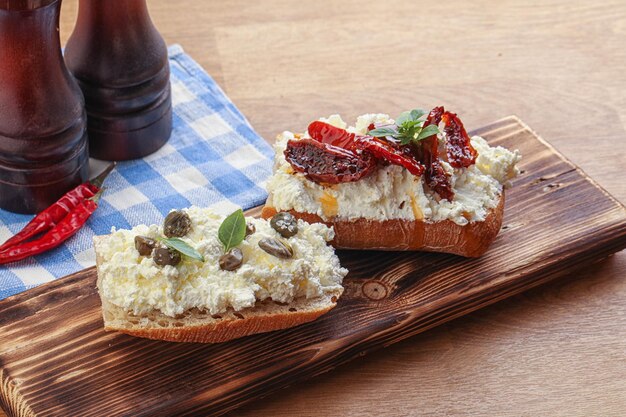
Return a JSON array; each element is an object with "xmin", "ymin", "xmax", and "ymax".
[
  {"xmin": 416, "ymin": 124, "xmax": 440, "ymax": 141},
  {"xmin": 368, "ymin": 127, "xmax": 397, "ymax": 137},
  {"xmin": 411, "ymin": 120, "xmax": 425, "ymax": 131},
  {"xmin": 400, "ymin": 135, "xmax": 413, "ymax": 145},
  {"xmin": 395, "ymin": 111, "xmax": 412, "ymax": 126},
  {"xmin": 410, "ymin": 109, "xmax": 427, "ymax": 121},
  {"xmin": 161, "ymin": 238, "xmax": 205, "ymax": 262},
  {"xmin": 218, "ymin": 209, "xmax": 246, "ymax": 251},
  {"xmin": 399, "ymin": 119, "xmax": 423, "ymax": 131}
]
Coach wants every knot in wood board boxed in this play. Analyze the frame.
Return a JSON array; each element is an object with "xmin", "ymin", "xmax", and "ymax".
[{"xmin": 362, "ymin": 280, "xmax": 389, "ymax": 300}]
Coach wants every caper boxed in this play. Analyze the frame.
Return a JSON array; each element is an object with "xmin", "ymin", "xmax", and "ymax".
[
  {"xmin": 134, "ymin": 235, "xmax": 156, "ymax": 256},
  {"xmin": 219, "ymin": 247, "xmax": 244, "ymax": 271},
  {"xmin": 245, "ymin": 222, "xmax": 256, "ymax": 237},
  {"xmin": 163, "ymin": 210, "xmax": 192, "ymax": 238},
  {"xmin": 270, "ymin": 212, "xmax": 298, "ymax": 238},
  {"xmin": 153, "ymin": 246, "xmax": 182, "ymax": 266},
  {"xmin": 258, "ymin": 237, "xmax": 293, "ymax": 259}
]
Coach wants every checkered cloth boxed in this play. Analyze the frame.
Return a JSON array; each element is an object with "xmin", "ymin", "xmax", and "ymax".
[{"xmin": 0, "ymin": 44, "xmax": 273, "ymax": 300}]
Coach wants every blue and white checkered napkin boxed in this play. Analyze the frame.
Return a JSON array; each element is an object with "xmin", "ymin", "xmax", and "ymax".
[{"xmin": 0, "ymin": 44, "xmax": 274, "ymax": 300}]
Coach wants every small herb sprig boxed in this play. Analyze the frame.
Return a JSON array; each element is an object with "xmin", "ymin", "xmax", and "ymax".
[
  {"xmin": 218, "ymin": 209, "xmax": 246, "ymax": 251},
  {"xmin": 368, "ymin": 108, "xmax": 440, "ymax": 145},
  {"xmin": 159, "ymin": 237, "xmax": 205, "ymax": 262}
]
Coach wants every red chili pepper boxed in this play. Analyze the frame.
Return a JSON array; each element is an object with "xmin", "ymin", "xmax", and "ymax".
[
  {"xmin": 0, "ymin": 163, "xmax": 115, "ymax": 252},
  {"xmin": 0, "ymin": 191, "xmax": 104, "ymax": 265}
]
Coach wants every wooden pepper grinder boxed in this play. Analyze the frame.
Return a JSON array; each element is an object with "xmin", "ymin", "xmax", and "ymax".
[
  {"xmin": 0, "ymin": 0, "xmax": 90, "ymax": 214},
  {"xmin": 64, "ymin": 0, "xmax": 172, "ymax": 161}
]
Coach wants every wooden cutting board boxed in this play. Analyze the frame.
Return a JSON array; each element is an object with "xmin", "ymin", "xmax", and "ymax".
[{"xmin": 1, "ymin": 116, "xmax": 625, "ymax": 417}]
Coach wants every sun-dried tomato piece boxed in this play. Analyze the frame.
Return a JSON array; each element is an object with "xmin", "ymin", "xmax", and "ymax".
[
  {"xmin": 284, "ymin": 138, "xmax": 376, "ymax": 184},
  {"xmin": 424, "ymin": 106, "xmax": 444, "ymax": 129},
  {"xmin": 426, "ymin": 160, "xmax": 454, "ymax": 201},
  {"xmin": 308, "ymin": 120, "xmax": 424, "ymax": 176},
  {"xmin": 442, "ymin": 111, "xmax": 477, "ymax": 168},
  {"xmin": 308, "ymin": 121, "xmax": 357, "ymax": 149},
  {"xmin": 418, "ymin": 106, "xmax": 454, "ymax": 200},
  {"xmin": 419, "ymin": 106, "xmax": 444, "ymax": 167},
  {"xmin": 355, "ymin": 136, "xmax": 425, "ymax": 176}
]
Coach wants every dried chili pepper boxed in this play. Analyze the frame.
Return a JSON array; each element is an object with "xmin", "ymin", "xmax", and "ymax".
[
  {"xmin": 0, "ymin": 190, "xmax": 104, "ymax": 265},
  {"xmin": 442, "ymin": 111, "xmax": 477, "ymax": 168},
  {"xmin": 0, "ymin": 163, "xmax": 115, "ymax": 252}
]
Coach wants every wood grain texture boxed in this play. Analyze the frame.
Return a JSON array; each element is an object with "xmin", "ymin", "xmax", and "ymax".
[
  {"xmin": 1, "ymin": 118, "xmax": 625, "ymax": 416},
  {"xmin": 1, "ymin": 1, "xmax": 625, "ymax": 416}
]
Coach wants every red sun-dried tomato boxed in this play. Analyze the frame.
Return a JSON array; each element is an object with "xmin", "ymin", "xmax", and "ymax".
[
  {"xmin": 288, "ymin": 109, "xmax": 475, "ymax": 201},
  {"xmin": 442, "ymin": 111, "xmax": 477, "ymax": 168},
  {"xmin": 308, "ymin": 121, "xmax": 357, "ymax": 149},
  {"xmin": 424, "ymin": 106, "xmax": 444, "ymax": 129},
  {"xmin": 419, "ymin": 106, "xmax": 444, "ymax": 168},
  {"xmin": 418, "ymin": 106, "xmax": 454, "ymax": 201},
  {"xmin": 284, "ymin": 138, "xmax": 376, "ymax": 184},
  {"xmin": 308, "ymin": 121, "xmax": 425, "ymax": 176},
  {"xmin": 355, "ymin": 136, "xmax": 425, "ymax": 176},
  {"xmin": 425, "ymin": 160, "xmax": 454, "ymax": 201}
]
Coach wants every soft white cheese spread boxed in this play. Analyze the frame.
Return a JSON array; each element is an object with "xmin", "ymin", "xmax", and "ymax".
[
  {"xmin": 95, "ymin": 207, "xmax": 347, "ymax": 317},
  {"xmin": 266, "ymin": 114, "xmax": 521, "ymax": 225}
]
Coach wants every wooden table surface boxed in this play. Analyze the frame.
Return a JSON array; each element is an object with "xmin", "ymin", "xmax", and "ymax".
[{"xmin": 3, "ymin": 1, "xmax": 625, "ymax": 416}]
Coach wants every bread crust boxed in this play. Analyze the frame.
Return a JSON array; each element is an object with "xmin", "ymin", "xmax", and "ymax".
[
  {"xmin": 261, "ymin": 193, "xmax": 505, "ymax": 257},
  {"xmin": 99, "ymin": 294, "xmax": 339, "ymax": 344},
  {"xmin": 94, "ymin": 236, "xmax": 342, "ymax": 343}
]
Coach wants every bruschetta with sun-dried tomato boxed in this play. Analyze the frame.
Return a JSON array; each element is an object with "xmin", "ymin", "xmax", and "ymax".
[{"xmin": 262, "ymin": 107, "xmax": 521, "ymax": 257}]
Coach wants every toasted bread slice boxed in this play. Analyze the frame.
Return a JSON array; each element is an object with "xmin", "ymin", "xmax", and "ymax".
[
  {"xmin": 261, "ymin": 192, "xmax": 504, "ymax": 257},
  {"xmin": 94, "ymin": 236, "xmax": 343, "ymax": 343}
]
